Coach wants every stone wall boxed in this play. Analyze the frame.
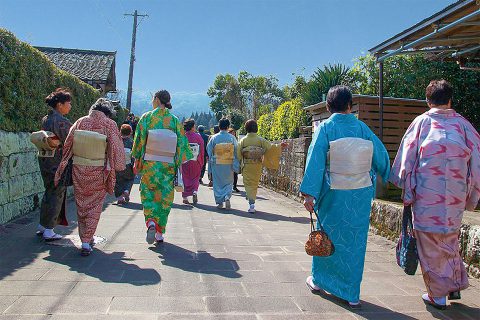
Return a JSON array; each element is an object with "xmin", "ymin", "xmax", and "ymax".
[
  {"xmin": 0, "ymin": 130, "xmax": 45, "ymax": 224},
  {"xmin": 260, "ymin": 137, "xmax": 311, "ymax": 202},
  {"xmin": 370, "ymin": 200, "xmax": 480, "ymax": 279}
]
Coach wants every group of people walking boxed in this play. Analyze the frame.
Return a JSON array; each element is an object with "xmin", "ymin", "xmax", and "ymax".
[
  {"xmin": 32, "ymin": 80, "xmax": 479, "ymax": 310},
  {"xmin": 301, "ymin": 81, "xmax": 479, "ymax": 310}
]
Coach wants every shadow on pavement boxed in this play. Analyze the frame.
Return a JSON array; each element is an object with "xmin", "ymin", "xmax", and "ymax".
[
  {"xmin": 44, "ymin": 246, "xmax": 161, "ymax": 285},
  {"xmin": 310, "ymin": 290, "xmax": 418, "ymax": 319},
  {"xmin": 194, "ymin": 203, "xmax": 310, "ymax": 224},
  {"xmin": 150, "ymin": 242, "xmax": 241, "ymax": 278}
]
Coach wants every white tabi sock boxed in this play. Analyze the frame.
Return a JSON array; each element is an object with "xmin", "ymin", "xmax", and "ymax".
[{"xmin": 43, "ymin": 228, "xmax": 55, "ymax": 238}]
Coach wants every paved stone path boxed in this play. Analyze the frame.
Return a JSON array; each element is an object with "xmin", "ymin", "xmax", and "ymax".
[{"xmin": 0, "ymin": 178, "xmax": 479, "ymax": 319}]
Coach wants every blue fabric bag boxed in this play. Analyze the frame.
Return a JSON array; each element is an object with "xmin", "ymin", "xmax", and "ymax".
[{"xmin": 396, "ymin": 206, "xmax": 419, "ymax": 275}]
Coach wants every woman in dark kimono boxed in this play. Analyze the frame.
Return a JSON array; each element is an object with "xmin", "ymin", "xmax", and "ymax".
[
  {"xmin": 115, "ymin": 124, "xmax": 135, "ymax": 205},
  {"xmin": 36, "ymin": 88, "xmax": 72, "ymax": 241}
]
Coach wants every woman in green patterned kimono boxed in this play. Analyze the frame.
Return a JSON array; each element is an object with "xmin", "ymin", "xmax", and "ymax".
[{"xmin": 132, "ymin": 90, "xmax": 192, "ymax": 244}]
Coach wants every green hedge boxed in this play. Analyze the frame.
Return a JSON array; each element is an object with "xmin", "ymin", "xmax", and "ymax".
[
  {"xmin": 0, "ymin": 29, "xmax": 101, "ymax": 132},
  {"xmin": 258, "ymin": 99, "xmax": 307, "ymax": 140}
]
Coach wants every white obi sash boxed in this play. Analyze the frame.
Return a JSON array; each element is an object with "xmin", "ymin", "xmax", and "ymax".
[
  {"xmin": 30, "ymin": 130, "xmax": 60, "ymax": 158},
  {"xmin": 328, "ymin": 137, "xmax": 373, "ymax": 190},
  {"xmin": 124, "ymin": 148, "xmax": 132, "ymax": 165},
  {"xmin": 242, "ymin": 146, "xmax": 264, "ymax": 164},
  {"xmin": 72, "ymin": 130, "xmax": 107, "ymax": 167},
  {"xmin": 189, "ymin": 143, "xmax": 200, "ymax": 161},
  {"xmin": 214, "ymin": 143, "xmax": 234, "ymax": 165},
  {"xmin": 144, "ymin": 129, "xmax": 177, "ymax": 163}
]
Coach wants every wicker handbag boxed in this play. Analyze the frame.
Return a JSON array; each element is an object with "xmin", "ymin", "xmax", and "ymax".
[{"xmin": 305, "ymin": 210, "xmax": 335, "ymax": 257}]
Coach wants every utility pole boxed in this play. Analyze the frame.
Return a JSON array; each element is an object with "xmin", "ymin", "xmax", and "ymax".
[{"xmin": 124, "ymin": 10, "xmax": 148, "ymax": 111}]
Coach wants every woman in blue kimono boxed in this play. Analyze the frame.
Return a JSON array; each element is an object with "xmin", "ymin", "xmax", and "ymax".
[
  {"xmin": 207, "ymin": 118, "xmax": 239, "ymax": 209},
  {"xmin": 300, "ymin": 85, "xmax": 390, "ymax": 308}
]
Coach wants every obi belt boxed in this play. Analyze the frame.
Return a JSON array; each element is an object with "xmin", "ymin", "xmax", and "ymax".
[
  {"xmin": 144, "ymin": 129, "xmax": 177, "ymax": 164},
  {"xmin": 328, "ymin": 137, "xmax": 373, "ymax": 190},
  {"xmin": 214, "ymin": 143, "xmax": 234, "ymax": 165},
  {"xmin": 30, "ymin": 130, "xmax": 60, "ymax": 158},
  {"xmin": 72, "ymin": 130, "xmax": 107, "ymax": 167},
  {"xmin": 242, "ymin": 146, "xmax": 264, "ymax": 164},
  {"xmin": 189, "ymin": 143, "xmax": 200, "ymax": 161}
]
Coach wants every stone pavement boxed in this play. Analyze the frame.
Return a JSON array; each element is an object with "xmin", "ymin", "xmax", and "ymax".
[{"xmin": 0, "ymin": 178, "xmax": 479, "ymax": 320}]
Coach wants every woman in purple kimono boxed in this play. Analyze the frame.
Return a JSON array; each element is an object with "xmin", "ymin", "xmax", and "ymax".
[
  {"xmin": 181, "ymin": 119, "xmax": 205, "ymax": 204},
  {"xmin": 390, "ymin": 80, "xmax": 480, "ymax": 309}
]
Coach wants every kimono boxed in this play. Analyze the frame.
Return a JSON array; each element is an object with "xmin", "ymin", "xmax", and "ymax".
[
  {"xmin": 390, "ymin": 108, "xmax": 480, "ymax": 297},
  {"xmin": 38, "ymin": 109, "xmax": 72, "ymax": 228},
  {"xmin": 55, "ymin": 110, "xmax": 126, "ymax": 243},
  {"xmin": 199, "ymin": 131, "xmax": 209, "ymax": 179},
  {"xmin": 207, "ymin": 131, "xmax": 239, "ymax": 204},
  {"xmin": 299, "ymin": 113, "xmax": 390, "ymax": 303},
  {"xmin": 114, "ymin": 136, "xmax": 135, "ymax": 198},
  {"xmin": 237, "ymin": 133, "xmax": 272, "ymax": 204},
  {"xmin": 181, "ymin": 131, "xmax": 205, "ymax": 198},
  {"xmin": 131, "ymin": 108, "xmax": 192, "ymax": 234}
]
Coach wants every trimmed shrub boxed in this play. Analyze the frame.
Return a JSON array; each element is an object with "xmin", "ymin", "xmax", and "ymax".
[
  {"xmin": 258, "ymin": 99, "xmax": 307, "ymax": 140},
  {"xmin": 0, "ymin": 28, "xmax": 101, "ymax": 132}
]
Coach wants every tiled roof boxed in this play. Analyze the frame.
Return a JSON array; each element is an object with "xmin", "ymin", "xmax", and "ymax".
[{"xmin": 35, "ymin": 46, "xmax": 116, "ymax": 82}]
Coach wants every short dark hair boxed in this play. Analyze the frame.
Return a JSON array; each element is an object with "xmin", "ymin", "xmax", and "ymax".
[
  {"xmin": 154, "ymin": 90, "xmax": 172, "ymax": 109},
  {"xmin": 198, "ymin": 125, "xmax": 205, "ymax": 133},
  {"xmin": 245, "ymin": 119, "xmax": 258, "ymax": 133},
  {"xmin": 45, "ymin": 88, "xmax": 71, "ymax": 108},
  {"xmin": 213, "ymin": 125, "xmax": 220, "ymax": 134},
  {"xmin": 426, "ymin": 80, "xmax": 453, "ymax": 106},
  {"xmin": 326, "ymin": 85, "xmax": 352, "ymax": 113},
  {"xmin": 219, "ymin": 118, "xmax": 230, "ymax": 130},
  {"xmin": 184, "ymin": 118, "xmax": 195, "ymax": 132},
  {"xmin": 120, "ymin": 124, "xmax": 132, "ymax": 136}
]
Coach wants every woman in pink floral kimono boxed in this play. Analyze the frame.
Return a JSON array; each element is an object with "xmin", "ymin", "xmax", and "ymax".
[
  {"xmin": 181, "ymin": 118, "xmax": 205, "ymax": 204},
  {"xmin": 390, "ymin": 80, "xmax": 480, "ymax": 309},
  {"xmin": 56, "ymin": 99, "xmax": 125, "ymax": 256}
]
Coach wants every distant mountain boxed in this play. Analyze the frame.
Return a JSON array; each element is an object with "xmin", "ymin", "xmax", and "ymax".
[{"xmin": 116, "ymin": 90, "xmax": 212, "ymax": 118}]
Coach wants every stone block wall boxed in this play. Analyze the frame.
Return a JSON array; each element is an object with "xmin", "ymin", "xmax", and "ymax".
[
  {"xmin": 260, "ymin": 137, "xmax": 311, "ymax": 201},
  {"xmin": 371, "ymin": 199, "xmax": 480, "ymax": 279},
  {"xmin": 0, "ymin": 130, "xmax": 45, "ymax": 224}
]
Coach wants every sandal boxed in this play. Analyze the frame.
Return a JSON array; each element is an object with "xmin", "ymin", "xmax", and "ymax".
[
  {"xmin": 422, "ymin": 294, "xmax": 447, "ymax": 310},
  {"xmin": 44, "ymin": 233, "xmax": 63, "ymax": 242},
  {"xmin": 448, "ymin": 291, "xmax": 461, "ymax": 300},
  {"xmin": 80, "ymin": 247, "xmax": 92, "ymax": 256},
  {"xmin": 146, "ymin": 225, "xmax": 156, "ymax": 244}
]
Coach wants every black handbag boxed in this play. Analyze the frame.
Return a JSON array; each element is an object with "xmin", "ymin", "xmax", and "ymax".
[
  {"xmin": 396, "ymin": 206, "xmax": 418, "ymax": 275},
  {"xmin": 59, "ymin": 158, "xmax": 73, "ymax": 187}
]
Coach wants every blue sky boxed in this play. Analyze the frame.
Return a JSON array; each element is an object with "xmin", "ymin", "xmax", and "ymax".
[{"xmin": 1, "ymin": 0, "xmax": 454, "ymax": 96}]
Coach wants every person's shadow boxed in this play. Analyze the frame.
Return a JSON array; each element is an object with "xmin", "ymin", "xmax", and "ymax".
[
  {"xmin": 194, "ymin": 203, "xmax": 311, "ymax": 224},
  {"xmin": 44, "ymin": 246, "xmax": 161, "ymax": 285},
  {"xmin": 309, "ymin": 290, "xmax": 418, "ymax": 319},
  {"xmin": 150, "ymin": 242, "xmax": 241, "ymax": 278}
]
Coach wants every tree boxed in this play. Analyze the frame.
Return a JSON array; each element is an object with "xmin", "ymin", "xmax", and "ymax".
[
  {"xmin": 207, "ymin": 71, "xmax": 285, "ymax": 122},
  {"xmin": 301, "ymin": 64, "xmax": 351, "ymax": 106},
  {"xmin": 349, "ymin": 54, "xmax": 480, "ymax": 128}
]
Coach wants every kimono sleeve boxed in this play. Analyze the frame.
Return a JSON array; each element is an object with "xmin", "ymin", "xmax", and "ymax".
[
  {"xmin": 465, "ymin": 121, "xmax": 480, "ymax": 211},
  {"xmin": 107, "ymin": 121, "xmax": 126, "ymax": 172},
  {"xmin": 207, "ymin": 136, "xmax": 215, "ymax": 159},
  {"xmin": 369, "ymin": 130, "xmax": 391, "ymax": 182},
  {"xmin": 237, "ymin": 138, "xmax": 244, "ymax": 162},
  {"xmin": 260, "ymin": 137, "xmax": 273, "ymax": 151},
  {"xmin": 54, "ymin": 120, "xmax": 78, "ymax": 186},
  {"xmin": 389, "ymin": 117, "xmax": 422, "ymax": 205},
  {"xmin": 131, "ymin": 114, "xmax": 147, "ymax": 160},
  {"xmin": 299, "ymin": 125, "xmax": 328, "ymax": 201},
  {"xmin": 174, "ymin": 118, "xmax": 193, "ymax": 168}
]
